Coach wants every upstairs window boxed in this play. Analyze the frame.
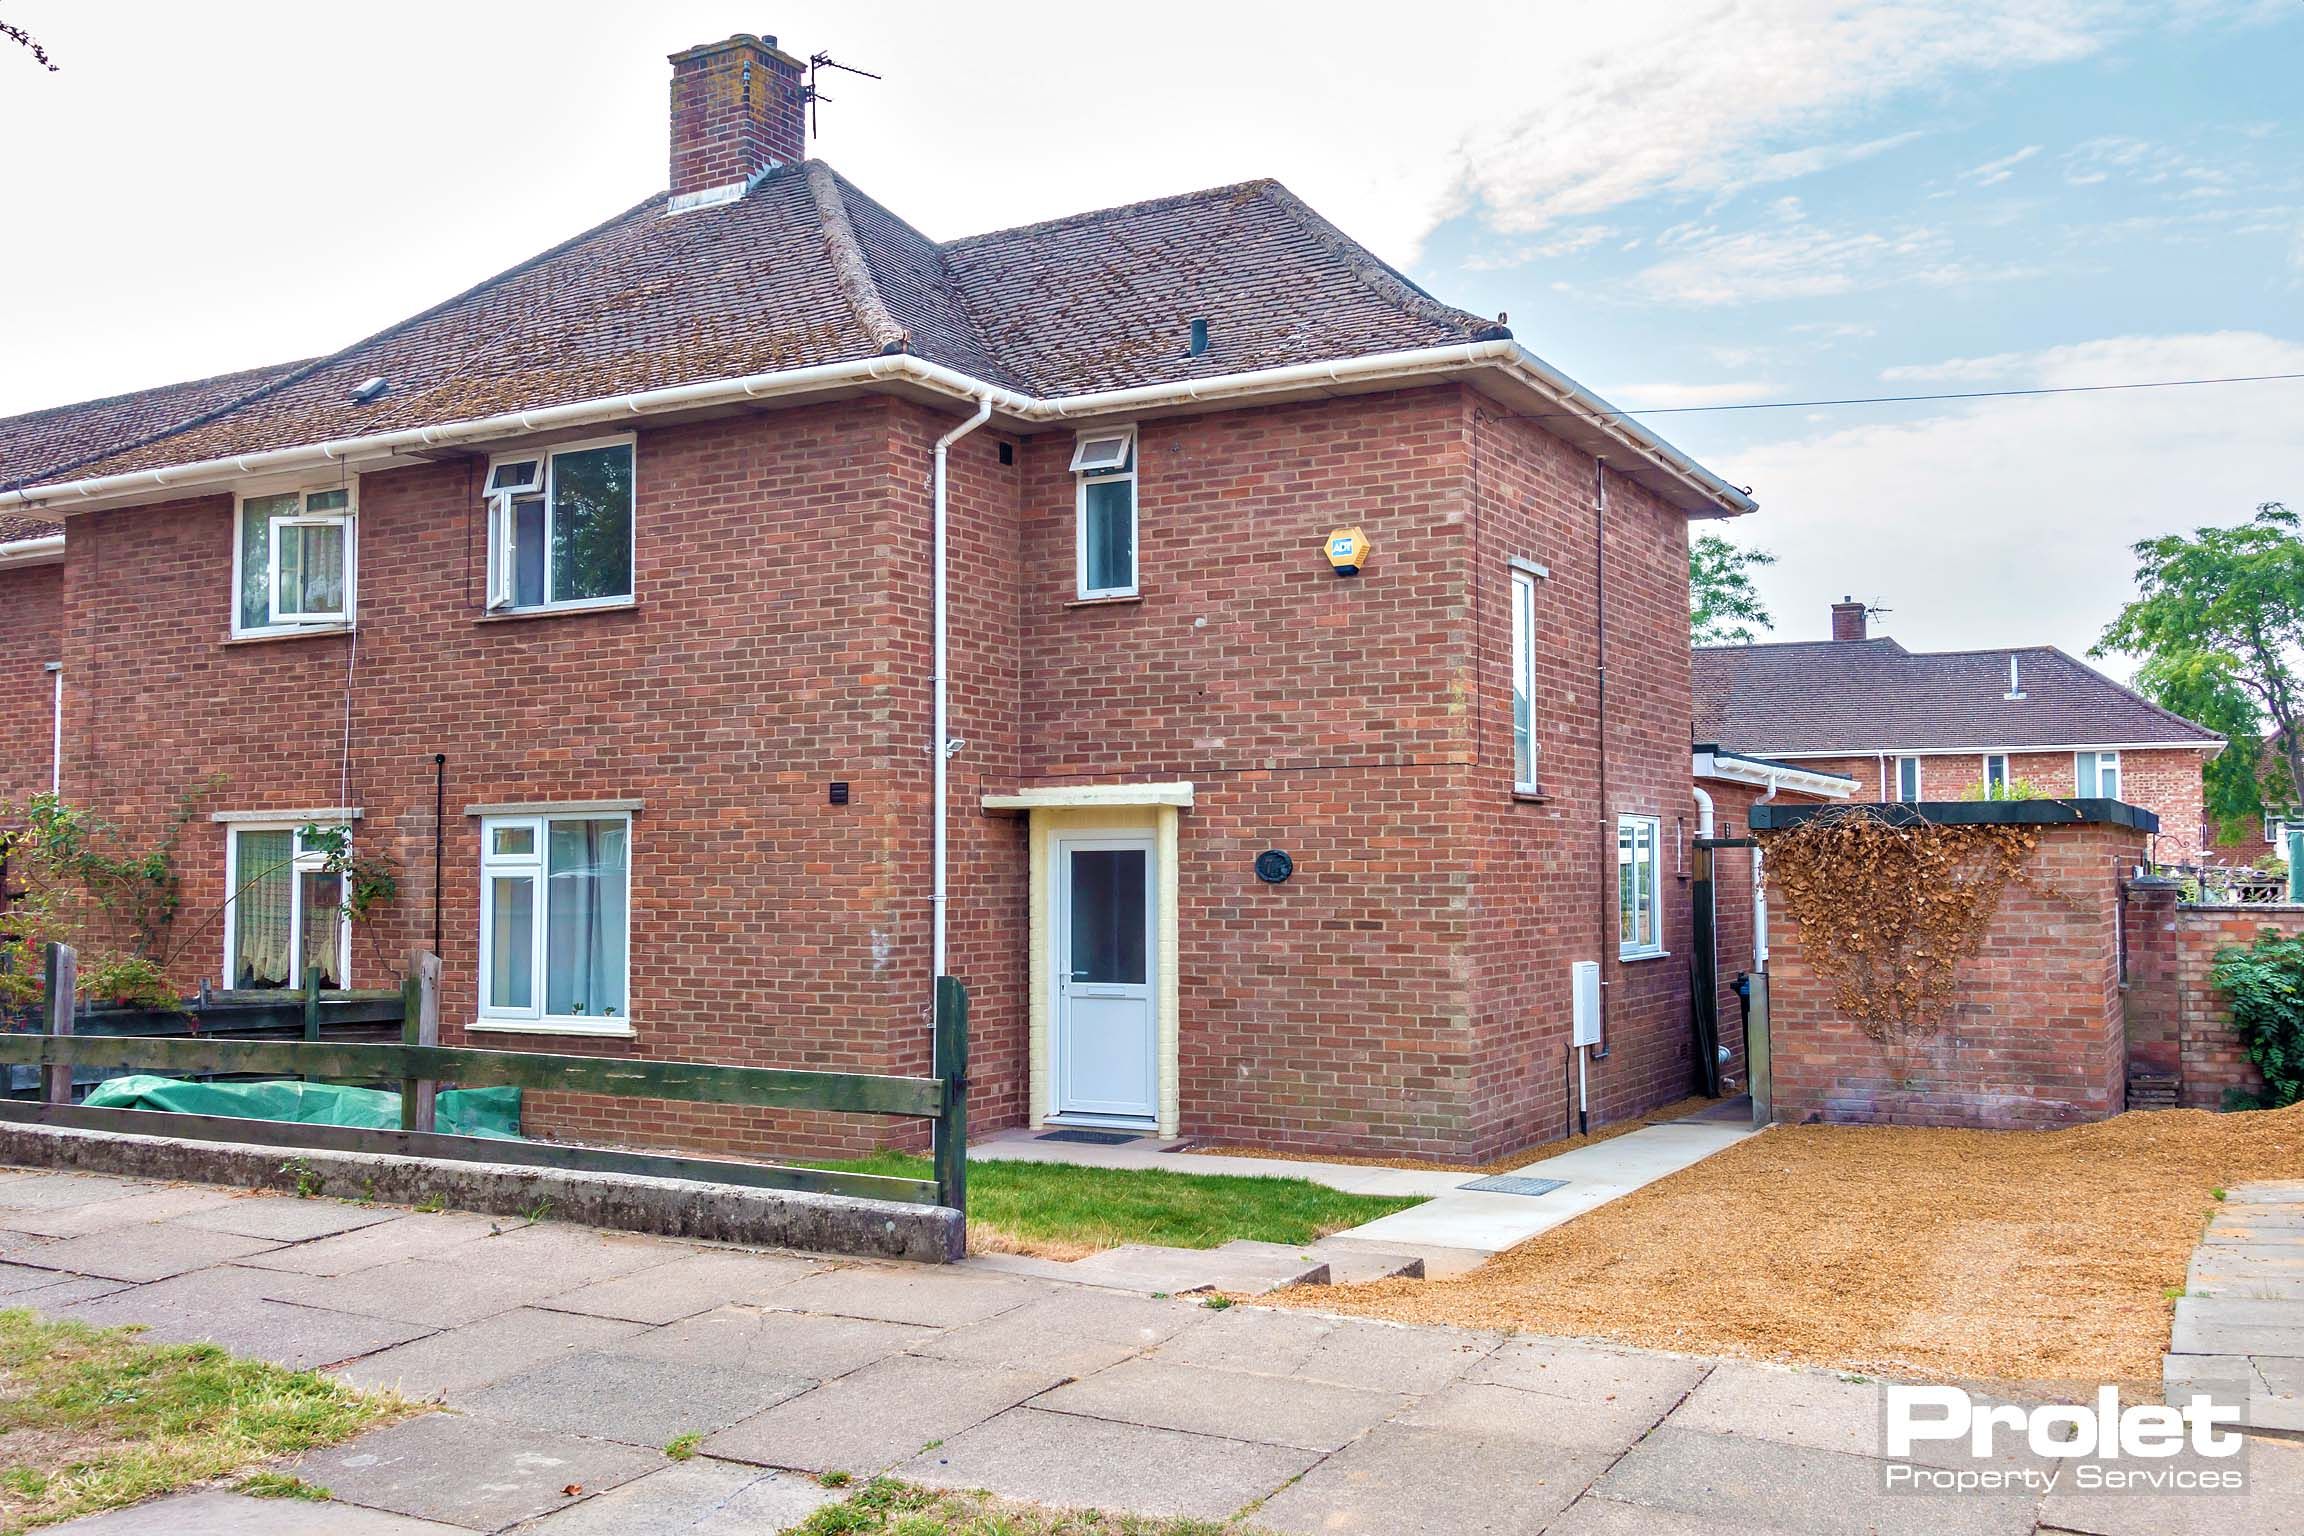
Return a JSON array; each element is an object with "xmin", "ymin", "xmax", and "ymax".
[
  {"xmin": 2075, "ymin": 750, "xmax": 2121, "ymax": 799},
  {"xmin": 1510, "ymin": 567, "xmax": 1540, "ymax": 791},
  {"xmin": 1982, "ymin": 754, "xmax": 2011, "ymax": 796},
  {"xmin": 224, "ymin": 824, "xmax": 348, "ymax": 990},
  {"xmin": 1072, "ymin": 426, "xmax": 1137, "ymax": 599},
  {"xmin": 486, "ymin": 438, "xmax": 635, "ymax": 613},
  {"xmin": 1895, "ymin": 756, "xmax": 1922, "ymax": 801},
  {"xmin": 1618, "ymin": 815, "xmax": 1664, "ymax": 958},
  {"xmin": 236, "ymin": 486, "xmax": 354, "ymax": 635}
]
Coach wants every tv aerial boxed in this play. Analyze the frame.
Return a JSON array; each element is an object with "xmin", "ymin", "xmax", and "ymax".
[{"xmin": 806, "ymin": 52, "xmax": 883, "ymax": 138}]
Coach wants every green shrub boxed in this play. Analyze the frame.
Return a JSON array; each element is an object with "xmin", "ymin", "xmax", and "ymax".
[
  {"xmin": 2209, "ymin": 928, "xmax": 2304, "ymax": 1108},
  {"xmin": 1958, "ymin": 777, "xmax": 2046, "ymax": 802}
]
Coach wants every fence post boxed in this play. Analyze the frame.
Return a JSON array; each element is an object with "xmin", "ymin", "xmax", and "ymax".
[
  {"xmin": 41, "ymin": 942, "xmax": 75, "ymax": 1106},
  {"xmin": 301, "ymin": 965, "xmax": 322, "ymax": 1041},
  {"xmin": 400, "ymin": 952, "xmax": 440, "ymax": 1134},
  {"xmin": 931, "ymin": 976, "xmax": 969, "ymax": 1215},
  {"xmin": 1746, "ymin": 971, "xmax": 1771, "ymax": 1129}
]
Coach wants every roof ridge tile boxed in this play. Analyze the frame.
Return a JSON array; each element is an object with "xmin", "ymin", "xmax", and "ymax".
[{"xmin": 806, "ymin": 161, "xmax": 910, "ymax": 355}]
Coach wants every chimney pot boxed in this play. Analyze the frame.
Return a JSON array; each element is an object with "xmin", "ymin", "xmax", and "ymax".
[
  {"xmin": 1831, "ymin": 597, "xmax": 1868, "ymax": 643},
  {"xmin": 667, "ymin": 33, "xmax": 807, "ymax": 209}
]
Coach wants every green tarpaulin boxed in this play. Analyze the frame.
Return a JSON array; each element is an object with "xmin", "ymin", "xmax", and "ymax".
[{"xmin": 81, "ymin": 1075, "xmax": 522, "ymax": 1139}]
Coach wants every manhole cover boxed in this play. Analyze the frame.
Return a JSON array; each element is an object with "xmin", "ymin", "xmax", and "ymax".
[
  {"xmin": 1461, "ymin": 1175, "xmax": 1568, "ymax": 1197},
  {"xmin": 1036, "ymin": 1129, "xmax": 1142, "ymax": 1145}
]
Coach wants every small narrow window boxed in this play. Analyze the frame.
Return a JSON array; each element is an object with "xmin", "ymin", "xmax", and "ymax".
[
  {"xmin": 1617, "ymin": 815, "xmax": 1664, "ymax": 958},
  {"xmin": 1983, "ymin": 754, "xmax": 2010, "ymax": 796},
  {"xmin": 486, "ymin": 439, "xmax": 634, "ymax": 613},
  {"xmin": 480, "ymin": 812, "xmax": 631, "ymax": 1030},
  {"xmin": 1073, "ymin": 426, "xmax": 1138, "ymax": 599},
  {"xmin": 1895, "ymin": 756, "xmax": 1922, "ymax": 801},
  {"xmin": 224, "ymin": 824, "xmax": 348, "ymax": 990},
  {"xmin": 2076, "ymin": 750, "xmax": 2120, "ymax": 799},
  {"xmin": 236, "ymin": 485, "xmax": 355, "ymax": 635},
  {"xmin": 1510, "ymin": 567, "xmax": 1539, "ymax": 791}
]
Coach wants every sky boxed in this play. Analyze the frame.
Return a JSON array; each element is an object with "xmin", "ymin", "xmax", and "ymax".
[{"xmin": 1, "ymin": 1, "xmax": 2297, "ymax": 662}]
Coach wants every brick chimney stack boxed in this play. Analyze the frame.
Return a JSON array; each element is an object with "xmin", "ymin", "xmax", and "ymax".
[
  {"xmin": 668, "ymin": 34, "xmax": 807, "ymax": 210},
  {"xmin": 1831, "ymin": 596, "xmax": 1868, "ymax": 642}
]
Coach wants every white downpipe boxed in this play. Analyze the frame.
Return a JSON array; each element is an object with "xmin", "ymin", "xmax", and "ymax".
[
  {"xmin": 930, "ymin": 397, "xmax": 995, "ymax": 1001},
  {"xmin": 1692, "ymin": 784, "xmax": 1715, "ymax": 838},
  {"xmin": 1754, "ymin": 773, "xmax": 1780, "ymax": 970},
  {"xmin": 44, "ymin": 662, "xmax": 61, "ymax": 795}
]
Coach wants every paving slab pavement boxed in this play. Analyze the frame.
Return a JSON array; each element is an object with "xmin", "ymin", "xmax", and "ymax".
[
  {"xmin": 2166, "ymin": 1181, "xmax": 2304, "ymax": 1433},
  {"xmin": 2, "ymin": 1161, "xmax": 2293, "ymax": 1535}
]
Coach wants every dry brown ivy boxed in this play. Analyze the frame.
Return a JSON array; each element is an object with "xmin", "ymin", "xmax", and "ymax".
[{"xmin": 1761, "ymin": 807, "xmax": 2049, "ymax": 1041}]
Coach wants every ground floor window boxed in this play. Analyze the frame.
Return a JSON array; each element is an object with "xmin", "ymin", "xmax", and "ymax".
[
  {"xmin": 479, "ymin": 813, "xmax": 630, "ymax": 1030},
  {"xmin": 224, "ymin": 825, "xmax": 347, "ymax": 990},
  {"xmin": 1617, "ymin": 814, "xmax": 1663, "ymax": 958}
]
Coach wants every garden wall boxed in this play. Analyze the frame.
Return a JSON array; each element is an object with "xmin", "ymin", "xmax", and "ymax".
[
  {"xmin": 2120, "ymin": 883, "xmax": 2277, "ymax": 1110},
  {"xmin": 1754, "ymin": 803, "xmax": 2149, "ymax": 1129}
]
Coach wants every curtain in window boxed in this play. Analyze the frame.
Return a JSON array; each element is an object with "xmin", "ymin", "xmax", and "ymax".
[
  {"xmin": 1082, "ymin": 477, "xmax": 1134, "ymax": 591},
  {"xmin": 546, "ymin": 820, "xmax": 627, "ymax": 1017},
  {"xmin": 233, "ymin": 830, "xmax": 295, "ymax": 988},
  {"xmin": 299, "ymin": 870, "xmax": 344, "ymax": 987},
  {"xmin": 279, "ymin": 523, "xmax": 346, "ymax": 617}
]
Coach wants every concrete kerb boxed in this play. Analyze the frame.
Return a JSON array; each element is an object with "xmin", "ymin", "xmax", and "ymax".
[{"xmin": 0, "ymin": 1123, "xmax": 961, "ymax": 1264}]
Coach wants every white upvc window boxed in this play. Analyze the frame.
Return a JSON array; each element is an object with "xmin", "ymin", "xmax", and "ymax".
[
  {"xmin": 235, "ymin": 486, "xmax": 355, "ymax": 635},
  {"xmin": 478, "ymin": 812, "xmax": 631, "ymax": 1032},
  {"xmin": 223, "ymin": 824, "xmax": 349, "ymax": 990},
  {"xmin": 2075, "ymin": 750, "xmax": 2121, "ymax": 799},
  {"xmin": 1509, "ymin": 567, "xmax": 1540, "ymax": 791},
  {"xmin": 2268, "ymin": 815, "xmax": 2299, "ymax": 848},
  {"xmin": 485, "ymin": 436, "xmax": 636, "ymax": 613},
  {"xmin": 1982, "ymin": 754, "xmax": 2010, "ymax": 795},
  {"xmin": 1072, "ymin": 426, "xmax": 1138, "ymax": 599},
  {"xmin": 1895, "ymin": 756, "xmax": 1922, "ymax": 801},
  {"xmin": 1617, "ymin": 814, "xmax": 1664, "ymax": 959}
]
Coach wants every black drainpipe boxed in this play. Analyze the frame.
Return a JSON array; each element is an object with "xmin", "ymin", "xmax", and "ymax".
[{"xmin": 432, "ymin": 753, "xmax": 446, "ymax": 960}]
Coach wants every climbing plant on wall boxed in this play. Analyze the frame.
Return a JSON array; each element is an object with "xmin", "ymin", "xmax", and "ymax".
[{"xmin": 1760, "ymin": 807, "xmax": 2054, "ymax": 1041}]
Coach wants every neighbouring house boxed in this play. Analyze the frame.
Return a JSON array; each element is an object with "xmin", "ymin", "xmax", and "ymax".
[
  {"xmin": 1694, "ymin": 597, "xmax": 2225, "ymax": 864},
  {"xmin": 0, "ymin": 32, "xmax": 1756, "ymax": 1163}
]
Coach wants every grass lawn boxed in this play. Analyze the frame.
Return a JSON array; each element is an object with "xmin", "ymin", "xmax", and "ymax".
[
  {"xmin": 797, "ymin": 1477, "xmax": 1274, "ymax": 1534},
  {"xmin": 801, "ymin": 1153, "xmax": 1423, "ymax": 1258},
  {"xmin": 1287, "ymin": 1101, "xmax": 2304, "ymax": 1388},
  {"xmin": 0, "ymin": 1308, "xmax": 413, "ymax": 1533}
]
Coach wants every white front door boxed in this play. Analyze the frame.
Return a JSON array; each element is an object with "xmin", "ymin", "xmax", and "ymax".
[{"xmin": 1054, "ymin": 836, "xmax": 1158, "ymax": 1122}]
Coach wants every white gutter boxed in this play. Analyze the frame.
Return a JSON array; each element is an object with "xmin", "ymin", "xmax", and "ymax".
[
  {"xmin": 1765, "ymin": 740, "xmax": 2225, "ymax": 759},
  {"xmin": 0, "ymin": 344, "xmax": 1754, "ymax": 520},
  {"xmin": 1691, "ymin": 750, "xmax": 1855, "ymax": 800},
  {"xmin": 929, "ymin": 396, "xmax": 995, "ymax": 1006},
  {"xmin": 0, "ymin": 535, "xmax": 65, "ymax": 570}
]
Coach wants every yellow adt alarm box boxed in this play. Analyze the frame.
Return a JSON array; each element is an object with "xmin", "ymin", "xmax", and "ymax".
[{"xmin": 1325, "ymin": 525, "xmax": 1369, "ymax": 576}]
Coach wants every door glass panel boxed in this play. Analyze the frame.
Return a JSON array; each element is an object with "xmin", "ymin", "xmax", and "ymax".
[
  {"xmin": 232, "ymin": 829, "xmax": 295, "ymax": 989},
  {"xmin": 1069, "ymin": 849, "xmax": 1146, "ymax": 984},
  {"xmin": 488, "ymin": 874, "xmax": 535, "ymax": 1010},
  {"xmin": 299, "ymin": 870, "xmax": 344, "ymax": 987}
]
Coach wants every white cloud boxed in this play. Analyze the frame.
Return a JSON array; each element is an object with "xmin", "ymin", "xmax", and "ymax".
[
  {"xmin": 1879, "ymin": 351, "xmax": 2032, "ymax": 382},
  {"xmin": 1958, "ymin": 144, "xmax": 2042, "ymax": 185},
  {"xmin": 1455, "ymin": 0, "xmax": 2121, "ymax": 234},
  {"xmin": 1628, "ymin": 204, "xmax": 2046, "ymax": 305},
  {"xmin": 1716, "ymin": 332, "xmax": 2304, "ymax": 656}
]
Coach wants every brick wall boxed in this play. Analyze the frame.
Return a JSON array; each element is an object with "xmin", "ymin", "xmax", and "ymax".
[
  {"xmin": 1762, "ymin": 817, "xmax": 2144, "ymax": 1128},
  {"xmin": 2120, "ymin": 886, "xmax": 2277, "ymax": 1109},
  {"xmin": 1795, "ymin": 748, "xmax": 2209, "ymax": 862},
  {"xmin": 0, "ymin": 563, "xmax": 61, "ymax": 806}
]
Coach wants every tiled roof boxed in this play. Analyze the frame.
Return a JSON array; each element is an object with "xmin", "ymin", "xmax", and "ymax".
[
  {"xmin": 1693, "ymin": 638, "xmax": 2224, "ymax": 755},
  {"xmin": 0, "ymin": 360, "xmax": 304, "ymax": 522},
  {"xmin": 12, "ymin": 163, "xmax": 1507, "ymax": 491}
]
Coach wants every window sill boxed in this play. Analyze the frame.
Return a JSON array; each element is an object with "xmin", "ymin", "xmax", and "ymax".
[
  {"xmin": 1512, "ymin": 788, "xmax": 1549, "ymax": 803},
  {"xmin": 1618, "ymin": 949, "xmax": 1674, "ymax": 964},
  {"xmin": 469, "ymin": 1018, "xmax": 636, "ymax": 1039},
  {"xmin": 223, "ymin": 625, "xmax": 355, "ymax": 647},
  {"xmin": 1066, "ymin": 593, "xmax": 1143, "ymax": 609},
  {"xmin": 474, "ymin": 599, "xmax": 637, "ymax": 625}
]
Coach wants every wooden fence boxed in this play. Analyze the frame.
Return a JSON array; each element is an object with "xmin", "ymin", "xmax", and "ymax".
[{"xmin": 0, "ymin": 944, "xmax": 969, "ymax": 1213}]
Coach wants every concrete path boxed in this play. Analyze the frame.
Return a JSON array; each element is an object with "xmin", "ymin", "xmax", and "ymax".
[
  {"xmin": 3, "ymin": 1166, "xmax": 2290, "ymax": 1534},
  {"xmin": 2166, "ymin": 1179, "xmax": 2304, "ymax": 1433}
]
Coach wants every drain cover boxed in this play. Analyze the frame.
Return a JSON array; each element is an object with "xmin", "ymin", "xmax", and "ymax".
[
  {"xmin": 1461, "ymin": 1175, "xmax": 1568, "ymax": 1197},
  {"xmin": 1036, "ymin": 1129, "xmax": 1142, "ymax": 1146}
]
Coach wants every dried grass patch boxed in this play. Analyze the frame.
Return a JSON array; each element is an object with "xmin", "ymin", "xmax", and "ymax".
[{"xmin": 1277, "ymin": 1102, "xmax": 2304, "ymax": 1389}]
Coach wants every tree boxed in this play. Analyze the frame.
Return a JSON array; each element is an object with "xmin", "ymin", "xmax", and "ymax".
[
  {"xmin": 2094, "ymin": 502, "xmax": 2304, "ymax": 842},
  {"xmin": 1690, "ymin": 534, "xmax": 1775, "ymax": 646},
  {"xmin": 3, "ymin": 16, "xmax": 57, "ymax": 71}
]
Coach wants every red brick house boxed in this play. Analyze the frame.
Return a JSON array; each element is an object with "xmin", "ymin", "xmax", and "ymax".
[
  {"xmin": 1695, "ymin": 598, "xmax": 2224, "ymax": 864},
  {"xmin": 0, "ymin": 33, "xmax": 1757, "ymax": 1163}
]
